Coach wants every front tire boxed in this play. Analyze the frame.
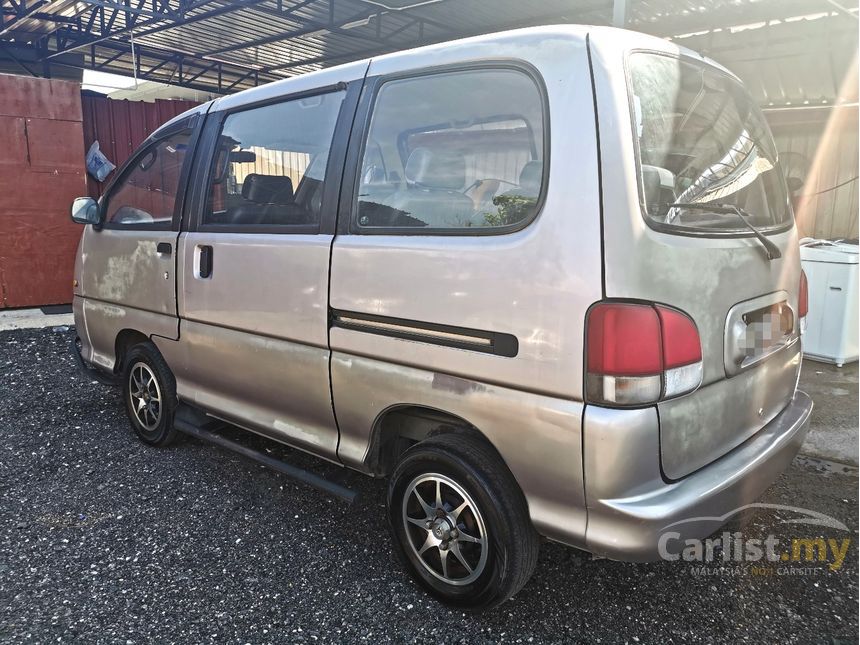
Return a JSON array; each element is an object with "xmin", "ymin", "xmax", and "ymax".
[
  {"xmin": 121, "ymin": 342, "xmax": 178, "ymax": 447},
  {"xmin": 387, "ymin": 433, "xmax": 539, "ymax": 611}
]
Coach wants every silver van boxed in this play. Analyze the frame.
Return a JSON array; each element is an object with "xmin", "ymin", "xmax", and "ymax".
[{"xmin": 70, "ymin": 25, "xmax": 813, "ymax": 610}]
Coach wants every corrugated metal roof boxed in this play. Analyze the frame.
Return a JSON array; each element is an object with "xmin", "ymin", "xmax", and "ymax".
[{"xmin": 0, "ymin": 0, "xmax": 856, "ymax": 103}]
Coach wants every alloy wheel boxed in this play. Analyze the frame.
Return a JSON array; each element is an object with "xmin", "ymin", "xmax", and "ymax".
[
  {"xmin": 401, "ymin": 473, "xmax": 488, "ymax": 586},
  {"xmin": 128, "ymin": 361, "xmax": 162, "ymax": 431}
]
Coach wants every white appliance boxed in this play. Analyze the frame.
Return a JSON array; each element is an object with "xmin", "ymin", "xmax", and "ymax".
[{"xmin": 799, "ymin": 240, "xmax": 859, "ymax": 367}]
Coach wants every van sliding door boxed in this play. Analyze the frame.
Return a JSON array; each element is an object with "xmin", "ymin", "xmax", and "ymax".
[{"xmin": 167, "ymin": 68, "xmax": 364, "ymax": 461}]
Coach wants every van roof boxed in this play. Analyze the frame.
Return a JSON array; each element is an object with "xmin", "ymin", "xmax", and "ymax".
[{"xmin": 151, "ymin": 23, "xmax": 735, "ymax": 136}]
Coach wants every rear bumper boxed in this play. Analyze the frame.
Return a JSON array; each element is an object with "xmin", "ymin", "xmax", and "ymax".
[{"xmin": 583, "ymin": 390, "xmax": 813, "ymax": 561}]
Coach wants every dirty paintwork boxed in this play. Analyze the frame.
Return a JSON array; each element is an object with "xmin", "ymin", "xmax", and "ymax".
[{"xmin": 71, "ymin": 26, "xmax": 813, "ymax": 562}]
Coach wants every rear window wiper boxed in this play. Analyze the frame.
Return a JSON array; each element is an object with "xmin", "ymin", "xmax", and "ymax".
[{"xmin": 670, "ymin": 202, "xmax": 782, "ymax": 260}]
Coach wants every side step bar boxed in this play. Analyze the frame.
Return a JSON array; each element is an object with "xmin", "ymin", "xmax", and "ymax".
[{"xmin": 174, "ymin": 419, "xmax": 358, "ymax": 505}]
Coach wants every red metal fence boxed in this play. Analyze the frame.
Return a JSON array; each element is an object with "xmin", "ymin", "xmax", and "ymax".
[
  {"xmin": 81, "ymin": 94, "xmax": 199, "ymax": 199},
  {"xmin": 0, "ymin": 74, "xmax": 199, "ymax": 308},
  {"xmin": 0, "ymin": 74, "xmax": 86, "ymax": 308}
]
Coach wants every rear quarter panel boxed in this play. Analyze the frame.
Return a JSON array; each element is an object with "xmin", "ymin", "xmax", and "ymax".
[{"xmin": 587, "ymin": 28, "xmax": 803, "ymax": 479}]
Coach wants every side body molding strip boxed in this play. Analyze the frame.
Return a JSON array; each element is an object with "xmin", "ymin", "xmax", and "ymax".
[{"xmin": 330, "ymin": 310, "xmax": 519, "ymax": 357}]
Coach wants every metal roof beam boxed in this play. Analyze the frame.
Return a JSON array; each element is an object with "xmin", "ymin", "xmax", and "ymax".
[
  {"xmin": 86, "ymin": 37, "xmax": 280, "ymax": 88},
  {"xmin": 198, "ymin": 0, "xmax": 364, "ymax": 57},
  {"xmin": 825, "ymin": 0, "xmax": 859, "ymax": 19},
  {"xmin": 223, "ymin": 67, "xmax": 256, "ymax": 92},
  {"xmin": 182, "ymin": 58, "xmax": 219, "ymax": 84},
  {"xmin": 0, "ymin": 39, "xmax": 38, "ymax": 75},
  {"xmin": 642, "ymin": 0, "xmax": 856, "ymax": 37},
  {"xmin": 197, "ymin": 0, "xmax": 461, "ymax": 58},
  {"xmin": 677, "ymin": 16, "xmax": 855, "ymax": 58},
  {"xmin": 44, "ymin": 0, "xmax": 180, "ymax": 57},
  {"xmin": 93, "ymin": 46, "xmax": 126, "ymax": 69},
  {"xmin": 141, "ymin": 53, "xmax": 177, "ymax": 76},
  {"xmin": 377, "ymin": 16, "xmax": 418, "ymax": 42},
  {"xmin": 257, "ymin": 2, "xmax": 609, "ymax": 75},
  {"xmin": 80, "ymin": 0, "xmax": 179, "ymax": 21},
  {"xmin": 10, "ymin": 12, "xmax": 77, "ymax": 24},
  {"xmin": 42, "ymin": 0, "xmax": 266, "ymax": 59},
  {"xmin": 0, "ymin": 0, "xmax": 50, "ymax": 36},
  {"xmin": 59, "ymin": 51, "xmax": 217, "ymax": 92}
]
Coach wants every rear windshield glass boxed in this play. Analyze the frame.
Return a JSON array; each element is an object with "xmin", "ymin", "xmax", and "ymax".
[{"xmin": 628, "ymin": 53, "xmax": 791, "ymax": 234}]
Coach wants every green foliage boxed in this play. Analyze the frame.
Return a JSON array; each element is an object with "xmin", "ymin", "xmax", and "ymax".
[{"xmin": 481, "ymin": 194, "xmax": 537, "ymax": 227}]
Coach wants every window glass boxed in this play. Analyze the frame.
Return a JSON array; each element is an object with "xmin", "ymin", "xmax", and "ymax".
[
  {"xmin": 203, "ymin": 91, "xmax": 344, "ymax": 227},
  {"xmin": 105, "ymin": 132, "xmax": 191, "ymax": 226},
  {"xmin": 356, "ymin": 69, "xmax": 545, "ymax": 231},
  {"xmin": 628, "ymin": 53, "xmax": 790, "ymax": 233}
]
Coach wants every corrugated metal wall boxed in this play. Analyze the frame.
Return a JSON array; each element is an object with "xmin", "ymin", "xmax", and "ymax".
[
  {"xmin": 0, "ymin": 85, "xmax": 199, "ymax": 308},
  {"xmin": 229, "ymin": 146, "xmax": 310, "ymax": 193},
  {"xmin": 769, "ymin": 106, "xmax": 859, "ymax": 241},
  {"xmin": 0, "ymin": 73, "xmax": 87, "ymax": 308},
  {"xmin": 81, "ymin": 94, "xmax": 199, "ymax": 199}
]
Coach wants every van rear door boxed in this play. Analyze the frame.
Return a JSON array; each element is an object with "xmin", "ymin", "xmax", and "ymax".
[{"xmin": 595, "ymin": 49, "xmax": 803, "ymax": 480}]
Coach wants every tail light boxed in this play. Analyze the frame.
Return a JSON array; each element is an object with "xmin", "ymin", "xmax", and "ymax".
[
  {"xmin": 586, "ymin": 302, "xmax": 703, "ymax": 407},
  {"xmin": 798, "ymin": 270, "xmax": 808, "ymax": 334}
]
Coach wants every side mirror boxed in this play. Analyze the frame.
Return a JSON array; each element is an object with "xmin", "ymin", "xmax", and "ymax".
[
  {"xmin": 70, "ymin": 197, "xmax": 100, "ymax": 225},
  {"xmin": 787, "ymin": 176, "xmax": 804, "ymax": 193}
]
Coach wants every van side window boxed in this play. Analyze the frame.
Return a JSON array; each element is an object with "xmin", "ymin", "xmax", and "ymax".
[
  {"xmin": 104, "ymin": 132, "xmax": 191, "ymax": 227},
  {"xmin": 355, "ymin": 68, "xmax": 545, "ymax": 232},
  {"xmin": 203, "ymin": 91, "xmax": 344, "ymax": 229}
]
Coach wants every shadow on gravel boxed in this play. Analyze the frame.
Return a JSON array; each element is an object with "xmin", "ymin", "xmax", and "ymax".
[{"xmin": 1, "ymin": 327, "xmax": 857, "ymax": 643}]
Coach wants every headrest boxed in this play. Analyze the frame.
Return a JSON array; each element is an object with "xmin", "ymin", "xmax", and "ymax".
[
  {"xmin": 241, "ymin": 174, "xmax": 294, "ymax": 204},
  {"xmin": 641, "ymin": 165, "xmax": 676, "ymax": 212},
  {"xmin": 405, "ymin": 147, "xmax": 465, "ymax": 190},
  {"xmin": 518, "ymin": 160, "xmax": 543, "ymax": 195},
  {"xmin": 641, "ymin": 164, "xmax": 674, "ymax": 189},
  {"xmin": 642, "ymin": 165, "xmax": 662, "ymax": 201}
]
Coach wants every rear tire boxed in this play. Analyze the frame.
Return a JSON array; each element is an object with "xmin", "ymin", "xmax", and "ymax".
[
  {"xmin": 387, "ymin": 433, "xmax": 539, "ymax": 611},
  {"xmin": 121, "ymin": 342, "xmax": 179, "ymax": 447}
]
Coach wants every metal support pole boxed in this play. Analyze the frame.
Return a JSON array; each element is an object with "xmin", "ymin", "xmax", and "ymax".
[
  {"xmin": 130, "ymin": 28, "xmax": 138, "ymax": 87},
  {"xmin": 612, "ymin": 0, "xmax": 628, "ymax": 28}
]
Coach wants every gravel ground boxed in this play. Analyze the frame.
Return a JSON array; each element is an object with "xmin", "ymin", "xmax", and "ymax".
[{"xmin": 1, "ymin": 327, "xmax": 857, "ymax": 644}]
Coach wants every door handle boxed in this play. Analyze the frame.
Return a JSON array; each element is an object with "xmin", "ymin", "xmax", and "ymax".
[
  {"xmin": 198, "ymin": 245, "xmax": 213, "ymax": 279},
  {"xmin": 156, "ymin": 242, "xmax": 172, "ymax": 257}
]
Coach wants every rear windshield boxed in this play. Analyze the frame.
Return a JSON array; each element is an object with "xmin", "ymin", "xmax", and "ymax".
[{"xmin": 628, "ymin": 52, "xmax": 791, "ymax": 234}]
